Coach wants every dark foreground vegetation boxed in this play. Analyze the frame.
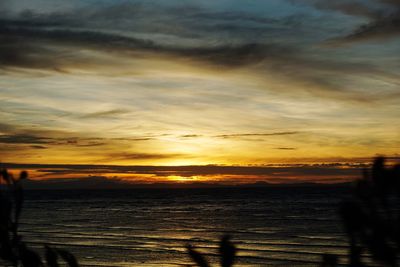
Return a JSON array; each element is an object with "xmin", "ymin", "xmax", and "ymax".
[
  {"xmin": 0, "ymin": 170, "xmax": 79, "ymax": 267},
  {"xmin": 1, "ymin": 157, "xmax": 399, "ymax": 266}
]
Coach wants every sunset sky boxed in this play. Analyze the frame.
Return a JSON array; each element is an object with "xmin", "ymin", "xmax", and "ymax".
[{"xmin": 1, "ymin": 0, "xmax": 399, "ymax": 184}]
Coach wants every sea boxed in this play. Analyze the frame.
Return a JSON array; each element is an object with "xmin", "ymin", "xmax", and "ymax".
[{"xmin": 19, "ymin": 187, "xmax": 353, "ymax": 266}]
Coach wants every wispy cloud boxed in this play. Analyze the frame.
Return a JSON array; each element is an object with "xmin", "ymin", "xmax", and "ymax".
[
  {"xmin": 299, "ymin": 0, "xmax": 381, "ymax": 19},
  {"xmin": 80, "ymin": 109, "xmax": 130, "ymax": 119},
  {"xmin": 0, "ymin": 126, "xmax": 152, "ymax": 147},
  {"xmin": 30, "ymin": 145, "xmax": 47, "ymax": 149},
  {"xmin": 330, "ymin": 12, "xmax": 400, "ymax": 44},
  {"xmin": 0, "ymin": 134, "xmax": 50, "ymax": 144},
  {"xmin": 180, "ymin": 134, "xmax": 203, "ymax": 138},
  {"xmin": 214, "ymin": 132, "xmax": 299, "ymax": 139},
  {"xmin": 0, "ymin": 21, "xmax": 294, "ymax": 70},
  {"xmin": 104, "ymin": 152, "xmax": 185, "ymax": 161},
  {"xmin": 306, "ymin": 0, "xmax": 400, "ymax": 44},
  {"xmin": 0, "ymin": 1, "xmax": 398, "ymax": 104}
]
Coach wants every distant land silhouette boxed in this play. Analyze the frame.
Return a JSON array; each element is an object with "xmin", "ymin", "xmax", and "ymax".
[
  {"xmin": 20, "ymin": 177, "xmax": 352, "ymax": 190},
  {"xmin": 2, "ymin": 162, "xmax": 363, "ymax": 185}
]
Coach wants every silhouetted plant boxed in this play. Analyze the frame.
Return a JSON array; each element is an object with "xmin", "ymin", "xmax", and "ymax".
[
  {"xmin": 0, "ymin": 168, "xmax": 80, "ymax": 267},
  {"xmin": 187, "ymin": 235, "xmax": 236, "ymax": 267},
  {"xmin": 321, "ymin": 253, "xmax": 338, "ymax": 267},
  {"xmin": 339, "ymin": 157, "xmax": 400, "ymax": 267}
]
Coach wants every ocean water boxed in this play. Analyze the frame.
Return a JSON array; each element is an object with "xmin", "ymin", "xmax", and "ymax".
[{"xmin": 19, "ymin": 187, "xmax": 352, "ymax": 266}]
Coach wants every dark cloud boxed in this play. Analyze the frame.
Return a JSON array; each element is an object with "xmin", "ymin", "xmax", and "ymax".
[
  {"xmin": 180, "ymin": 134, "xmax": 203, "ymax": 138},
  {"xmin": 0, "ymin": 19, "xmax": 294, "ymax": 71},
  {"xmin": 300, "ymin": 0, "xmax": 381, "ymax": 19},
  {"xmin": 4, "ymin": 15, "xmax": 361, "ymax": 100},
  {"xmin": 214, "ymin": 132, "xmax": 298, "ymax": 139},
  {"xmin": 74, "ymin": 142, "xmax": 106, "ymax": 147},
  {"xmin": 0, "ymin": 2, "xmax": 397, "ymax": 103},
  {"xmin": 3, "ymin": 162, "xmax": 363, "ymax": 181},
  {"xmin": 0, "ymin": 4, "xmax": 323, "ymax": 78},
  {"xmin": 80, "ymin": 109, "xmax": 130, "ymax": 119},
  {"xmin": 30, "ymin": 145, "xmax": 47, "ymax": 149},
  {"xmin": 48, "ymin": 3, "xmax": 311, "ymax": 42},
  {"xmin": 0, "ymin": 130, "xmax": 150, "ymax": 147},
  {"xmin": 22, "ymin": 175, "xmax": 130, "ymax": 190},
  {"xmin": 0, "ymin": 1, "xmax": 10, "ymax": 14},
  {"xmin": 0, "ymin": 134, "xmax": 50, "ymax": 144},
  {"xmin": 0, "ymin": 22, "xmax": 156, "ymax": 71},
  {"xmin": 275, "ymin": 147, "xmax": 297, "ymax": 150},
  {"xmin": 105, "ymin": 152, "xmax": 185, "ymax": 161},
  {"xmin": 329, "ymin": 11, "xmax": 400, "ymax": 44},
  {"xmin": 112, "ymin": 137, "xmax": 155, "ymax": 141},
  {"xmin": 0, "ymin": 122, "xmax": 17, "ymax": 132},
  {"xmin": 177, "ymin": 43, "xmax": 292, "ymax": 67},
  {"xmin": 2, "ymin": 19, "xmax": 382, "ymax": 102},
  {"xmin": 306, "ymin": 0, "xmax": 400, "ymax": 44}
]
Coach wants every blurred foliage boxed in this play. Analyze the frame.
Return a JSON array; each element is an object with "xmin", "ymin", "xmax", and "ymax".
[
  {"xmin": 187, "ymin": 235, "xmax": 236, "ymax": 267},
  {"xmin": 339, "ymin": 157, "xmax": 400, "ymax": 267},
  {"xmin": 0, "ymin": 168, "xmax": 80, "ymax": 267}
]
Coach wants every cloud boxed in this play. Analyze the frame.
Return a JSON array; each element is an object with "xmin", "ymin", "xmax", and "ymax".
[
  {"xmin": 74, "ymin": 142, "xmax": 106, "ymax": 147},
  {"xmin": 180, "ymin": 132, "xmax": 298, "ymax": 139},
  {"xmin": 105, "ymin": 152, "xmax": 185, "ymax": 161},
  {"xmin": 30, "ymin": 145, "xmax": 47, "ymax": 149},
  {"xmin": 112, "ymin": 137, "xmax": 155, "ymax": 141},
  {"xmin": 0, "ymin": 134, "xmax": 50, "ymax": 144},
  {"xmin": 0, "ymin": 19, "xmax": 294, "ymax": 70},
  {"xmin": 299, "ymin": 0, "xmax": 381, "ymax": 19},
  {"xmin": 22, "ymin": 175, "xmax": 130, "ymax": 190},
  {"xmin": 0, "ymin": 126, "xmax": 152, "ymax": 147},
  {"xmin": 80, "ymin": 109, "xmax": 130, "ymax": 119},
  {"xmin": 0, "ymin": 3, "xmax": 319, "ymax": 76},
  {"xmin": 0, "ymin": 22, "xmax": 155, "ymax": 71},
  {"xmin": 0, "ymin": 2, "xmax": 398, "ymax": 104},
  {"xmin": 275, "ymin": 147, "xmax": 297, "ymax": 150},
  {"xmin": 306, "ymin": 0, "xmax": 400, "ymax": 44},
  {"xmin": 180, "ymin": 134, "xmax": 203, "ymax": 138},
  {"xmin": 3, "ymin": 162, "xmax": 364, "ymax": 184},
  {"xmin": 0, "ymin": 122, "xmax": 18, "ymax": 132},
  {"xmin": 214, "ymin": 132, "xmax": 299, "ymax": 139},
  {"xmin": 329, "ymin": 11, "xmax": 400, "ymax": 44}
]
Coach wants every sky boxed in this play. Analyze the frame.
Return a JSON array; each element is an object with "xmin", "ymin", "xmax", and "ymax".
[{"xmin": 1, "ymin": 0, "xmax": 400, "ymax": 185}]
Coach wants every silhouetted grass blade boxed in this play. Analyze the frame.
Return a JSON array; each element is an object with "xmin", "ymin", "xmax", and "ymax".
[
  {"xmin": 187, "ymin": 244, "xmax": 210, "ymax": 267},
  {"xmin": 219, "ymin": 235, "xmax": 236, "ymax": 267},
  {"xmin": 56, "ymin": 248, "xmax": 80, "ymax": 267},
  {"xmin": 45, "ymin": 245, "xmax": 59, "ymax": 267}
]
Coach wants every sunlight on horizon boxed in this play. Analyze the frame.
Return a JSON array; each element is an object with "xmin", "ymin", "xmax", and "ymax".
[{"xmin": 1, "ymin": 0, "xmax": 400, "ymax": 184}]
